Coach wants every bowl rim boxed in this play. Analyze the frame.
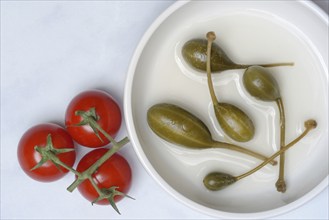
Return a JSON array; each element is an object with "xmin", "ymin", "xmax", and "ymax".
[{"xmin": 123, "ymin": 0, "xmax": 329, "ymax": 218}]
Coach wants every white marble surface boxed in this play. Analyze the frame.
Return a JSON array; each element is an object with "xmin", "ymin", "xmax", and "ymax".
[{"xmin": 1, "ymin": 1, "xmax": 328, "ymax": 219}]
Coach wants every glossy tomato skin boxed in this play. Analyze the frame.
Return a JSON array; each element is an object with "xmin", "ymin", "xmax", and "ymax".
[
  {"xmin": 76, "ymin": 148, "xmax": 132, "ymax": 205},
  {"xmin": 65, "ymin": 90, "xmax": 122, "ymax": 148},
  {"xmin": 17, "ymin": 123, "xmax": 76, "ymax": 182}
]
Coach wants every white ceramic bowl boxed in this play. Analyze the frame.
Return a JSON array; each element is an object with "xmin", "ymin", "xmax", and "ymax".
[{"xmin": 124, "ymin": 1, "xmax": 328, "ymax": 218}]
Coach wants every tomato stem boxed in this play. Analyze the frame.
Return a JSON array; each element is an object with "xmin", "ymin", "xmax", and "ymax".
[
  {"xmin": 66, "ymin": 137, "xmax": 129, "ymax": 193},
  {"xmin": 69, "ymin": 107, "xmax": 131, "ymax": 213},
  {"xmin": 31, "ymin": 107, "xmax": 131, "ymax": 213},
  {"xmin": 87, "ymin": 161, "xmax": 134, "ymax": 215},
  {"xmin": 74, "ymin": 108, "xmax": 118, "ymax": 145},
  {"xmin": 49, "ymin": 152, "xmax": 80, "ymax": 176},
  {"xmin": 31, "ymin": 134, "xmax": 76, "ymax": 173},
  {"xmin": 89, "ymin": 176, "xmax": 103, "ymax": 195},
  {"xmin": 91, "ymin": 185, "xmax": 135, "ymax": 215}
]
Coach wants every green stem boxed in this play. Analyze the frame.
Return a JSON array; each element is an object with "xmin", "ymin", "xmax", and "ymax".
[
  {"xmin": 235, "ymin": 62, "xmax": 294, "ymax": 69},
  {"xmin": 212, "ymin": 142, "xmax": 277, "ymax": 166},
  {"xmin": 89, "ymin": 176, "xmax": 103, "ymax": 195},
  {"xmin": 74, "ymin": 108, "xmax": 118, "ymax": 145},
  {"xmin": 275, "ymin": 98, "xmax": 287, "ymax": 192},
  {"xmin": 90, "ymin": 119, "xmax": 118, "ymax": 145},
  {"xmin": 206, "ymin": 32, "xmax": 219, "ymax": 106},
  {"xmin": 67, "ymin": 108, "xmax": 130, "ymax": 193},
  {"xmin": 49, "ymin": 152, "xmax": 80, "ymax": 176},
  {"xmin": 31, "ymin": 110, "xmax": 131, "ymax": 213},
  {"xmin": 89, "ymin": 137, "xmax": 129, "ymax": 173},
  {"xmin": 67, "ymin": 137, "xmax": 129, "ymax": 192},
  {"xmin": 31, "ymin": 134, "xmax": 78, "ymax": 174},
  {"xmin": 235, "ymin": 120, "xmax": 316, "ymax": 181}
]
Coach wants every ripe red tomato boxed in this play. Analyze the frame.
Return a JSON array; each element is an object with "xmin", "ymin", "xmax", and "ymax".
[
  {"xmin": 17, "ymin": 123, "xmax": 76, "ymax": 182},
  {"xmin": 76, "ymin": 148, "xmax": 132, "ymax": 205},
  {"xmin": 65, "ymin": 90, "xmax": 122, "ymax": 148}
]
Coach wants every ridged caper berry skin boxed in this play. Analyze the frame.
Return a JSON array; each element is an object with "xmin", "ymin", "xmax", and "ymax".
[
  {"xmin": 182, "ymin": 39, "xmax": 237, "ymax": 72},
  {"xmin": 147, "ymin": 103, "xmax": 214, "ymax": 149},
  {"xmin": 243, "ymin": 66, "xmax": 281, "ymax": 101},
  {"xmin": 147, "ymin": 103, "xmax": 254, "ymax": 146},
  {"xmin": 214, "ymin": 103, "xmax": 255, "ymax": 142}
]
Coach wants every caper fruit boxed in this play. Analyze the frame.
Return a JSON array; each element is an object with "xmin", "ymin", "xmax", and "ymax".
[
  {"xmin": 243, "ymin": 65, "xmax": 288, "ymax": 192},
  {"xmin": 203, "ymin": 119, "xmax": 316, "ymax": 191},
  {"xmin": 147, "ymin": 103, "xmax": 275, "ymax": 164},
  {"xmin": 214, "ymin": 103, "xmax": 255, "ymax": 142},
  {"xmin": 182, "ymin": 39, "xmax": 293, "ymax": 73},
  {"xmin": 243, "ymin": 65, "xmax": 281, "ymax": 101},
  {"xmin": 147, "ymin": 103, "xmax": 214, "ymax": 148},
  {"xmin": 203, "ymin": 172, "xmax": 236, "ymax": 191},
  {"xmin": 206, "ymin": 32, "xmax": 255, "ymax": 142}
]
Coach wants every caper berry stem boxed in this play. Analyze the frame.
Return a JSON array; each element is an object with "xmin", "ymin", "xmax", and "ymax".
[
  {"xmin": 275, "ymin": 98, "xmax": 287, "ymax": 192},
  {"xmin": 212, "ymin": 142, "xmax": 277, "ymax": 166},
  {"xmin": 235, "ymin": 120, "xmax": 316, "ymax": 181},
  {"xmin": 203, "ymin": 121, "xmax": 316, "ymax": 191},
  {"xmin": 206, "ymin": 31, "xmax": 219, "ymax": 106},
  {"xmin": 235, "ymin": 63, "xmax": 294, "ymax": 69}
]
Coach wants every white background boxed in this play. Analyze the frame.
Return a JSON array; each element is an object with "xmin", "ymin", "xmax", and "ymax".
[{"xmin": 1, "ymin": 1, "xmax": 328, "ymax": 219}]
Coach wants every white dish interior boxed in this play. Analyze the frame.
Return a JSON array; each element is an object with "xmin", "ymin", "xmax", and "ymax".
[{"xmin": 124, "ymin": 1, "xmax": 328, "ymax": 218}]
